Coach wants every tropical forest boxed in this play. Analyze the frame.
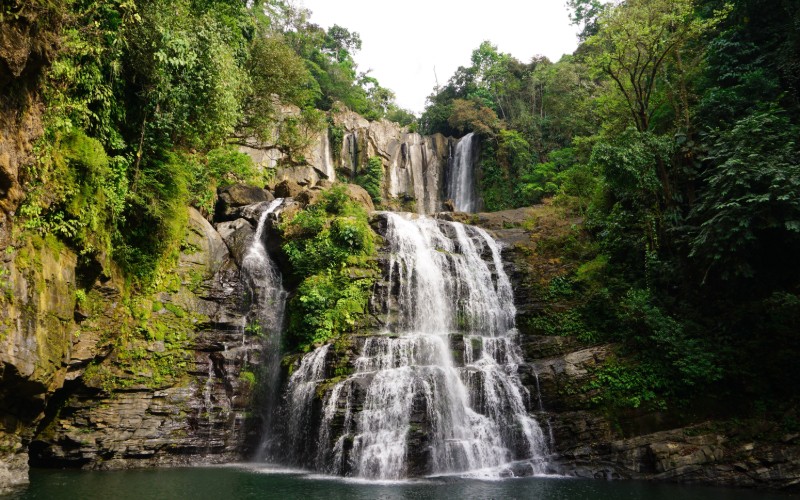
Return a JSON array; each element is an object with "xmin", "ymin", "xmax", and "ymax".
[{"xmin": 0, "ymin": 0, "xmax": 798, "ymax": 498}]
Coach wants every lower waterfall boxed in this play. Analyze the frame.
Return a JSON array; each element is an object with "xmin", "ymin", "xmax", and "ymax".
[{"xmin": 277, "ymin": 212, "xmax": 548, "ymax": 479}]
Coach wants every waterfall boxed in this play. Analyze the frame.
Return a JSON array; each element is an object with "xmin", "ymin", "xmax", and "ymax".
[
  {"xmin": 241, "ymin": 199, "xmax": 288, "ymax": 458},
  {"xmin": 282, "ymin": 212, "xmax": 547, "ymax": 479},
  {"xmin": 242, "ymin": 198, "xmax": 286, "ymax": 339},
  {"xmin": 321, "ymin": 131, "xmax": 336, "ymax": 182},
  {"xmin": 448, "ymin": 133, "xmax": 477, "ymax": 213}
]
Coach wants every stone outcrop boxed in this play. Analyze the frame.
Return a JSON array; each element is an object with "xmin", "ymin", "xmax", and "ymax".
[
  {"xmin": 552, "ymin": 422, "xmax": 800, "ymax": 488},
  {"xmin": 0, "ymin": 21, "xmax": 69, "ymax": 492},
  {"xmin": 333, "ymin": 109, "xmax": 454, "ymax": 213},
  {"xmin": 0, "ymin": 235, "xmax": 79, "ymax": 492},
  {"xmin": 240, "ymin": 105, "xmax": 459, "ymax": 214},
  {"xmin": 272, "ymin": 179, "xmax": 304, "ymax": 199},
  {"xmin": 24, "ymin": 206, "xmax": 274, "ymax": 473},
  {"xmin": 215, "ymin": 184, "xmax": 273, "ymax": 222}
]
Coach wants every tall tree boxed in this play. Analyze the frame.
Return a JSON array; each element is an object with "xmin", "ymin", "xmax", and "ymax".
[{"xmin": 585, "ymin": 0, "xmax": 722, "ymax": 133}]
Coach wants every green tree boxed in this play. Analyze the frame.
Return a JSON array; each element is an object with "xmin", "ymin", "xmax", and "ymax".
[
  {"xmin": 240, "ymin": 34, "xmax": 318, "ymax": 143},
  {"xmin": 689, "ymin": 109, "xmax": 800, "ymax": 283},
  {"xmin": 585, "ymin": 0, "xmax": 724, "ymax": 133}
]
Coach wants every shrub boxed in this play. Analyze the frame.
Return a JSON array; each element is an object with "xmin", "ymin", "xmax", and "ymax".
[
  {"xmin": 354, "ymin": 156, "xmax": 383, "ymax": 204},
  {"xmin": 281, "ymin": 185, "xmax": 378, "ymax": 351}
]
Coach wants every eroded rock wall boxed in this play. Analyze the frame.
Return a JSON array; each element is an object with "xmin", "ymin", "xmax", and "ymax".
[
  {"xmin": 240, "ymin": 105, "xmax": 457, "ymax": 214},
  {"xmin": 0, "ymin": 196, "xmax": 289, "ymax": 492},
  {"xmin": 0, "ymin": 236, "xmax": 77, "ymax": 491},
  {"xmin": 25, "ymin": 207, "xmax": 269, "ymax": 472}
]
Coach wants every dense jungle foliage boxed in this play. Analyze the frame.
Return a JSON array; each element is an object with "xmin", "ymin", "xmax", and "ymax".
[
  {"xmin": 7, "ymin": 0, "xmax": 408, "ymax": 289},
  {"xmin": 281, "ymin": 186, "xmax": 378, "ymax": 351},
  {"xmin": 422, "ymin": 0, "xmax": 800, "ymax": 415}
]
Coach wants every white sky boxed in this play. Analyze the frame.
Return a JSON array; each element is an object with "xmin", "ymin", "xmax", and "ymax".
[{"xmin": 299, "ymin": 0, "xmax": 580, "ymax": 114}]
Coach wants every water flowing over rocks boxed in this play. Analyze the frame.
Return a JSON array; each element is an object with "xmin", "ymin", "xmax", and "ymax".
[
  {"xmin": 447, "ymin": 133, "xmax": 480, "ymax": 212},
  {"xmin": 272, "ymin": 212, "xmax": 548, "ymax": 479},
  {"xmin": 215, "ymin": 184, "xmax": 274, "ymax": 222}
]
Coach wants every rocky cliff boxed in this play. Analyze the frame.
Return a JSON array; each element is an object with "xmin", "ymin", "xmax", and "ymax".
[
  {"xmin": 1, "ymin": 7, "xmax": 63, "ymax": 490},
  {"xmin": 2, "ymin": 99, "xmax": 798, "ymax": 493},
  {"xmin": 0, "ymin": 202, "xmax": 265, "ymax": 492},
  {"xmin": 240, "ymin": 104, "xmax": 458, "ymax": 214}
]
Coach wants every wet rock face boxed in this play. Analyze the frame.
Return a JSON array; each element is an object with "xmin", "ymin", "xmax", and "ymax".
[
  {"xmin": 0, "ymin": 235, "xmax": 79, "ymax": 492},
  {"xmin": 275, "ymin": 214, "xmax": 546, "ymax": 479},
  {"xmin": 19, "ymin": 206, "xmax": 275, "ymax": 477}
]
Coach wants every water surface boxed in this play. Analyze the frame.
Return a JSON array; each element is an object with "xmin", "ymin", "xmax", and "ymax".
[{"xmin": 6, "ymin": 465, "xmax": 792, "ymax": 500}]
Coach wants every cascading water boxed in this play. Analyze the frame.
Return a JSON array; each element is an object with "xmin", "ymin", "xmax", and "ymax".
[
  {"xmin": 242, "ymin": 199, "xmax": 286, "ymax": 334},
  {"xmin": 281, "ymin": 212, "xmax": 548, "ymax": 479},
  {"xmin": 241, "ymin": 199, "xmax": 288, "ymax": 457},
  {"xmin": 448, "ymin": 133, "xmax": 478, "ymax": 213}
]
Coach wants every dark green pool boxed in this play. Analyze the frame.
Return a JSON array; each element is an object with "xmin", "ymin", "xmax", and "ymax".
[{"xmin": 4, "ymin": 466, "xmax": 792, "ymax": 500}]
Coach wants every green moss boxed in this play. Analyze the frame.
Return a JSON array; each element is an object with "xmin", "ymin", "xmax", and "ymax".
[
  {"xmin": 354, "ymin": 156, "xmax": 383, "ymax": 204},
  {"xmin": 0, "ymin": 267, "xmax": 13, "ymax": 303},
  {"xmin": 187, "ymin": 269, "xmax": 204, "ymax": 292},
  {"xmin": 164, "ymin": 302, "xmax": 187, "ymax": 318},
  {"xmin": 14, "ymin": 247, "xmax": 32, "ymax": 270},
  {"xmin": 239, "ymin": 370, "xmax": 256, "ymax": 386}
]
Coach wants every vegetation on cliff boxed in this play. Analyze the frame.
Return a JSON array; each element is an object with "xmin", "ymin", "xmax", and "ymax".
[
  {"xmin": 422, "ymin": 0, "xmax": 800, "ymax": 415},
  {"xmin": 6, "ymin": 0, "xmax": 408, "ymax": 290},
  {"xmin": 281, "ymin": 186, "xmax": 379, "ymax": 352}
]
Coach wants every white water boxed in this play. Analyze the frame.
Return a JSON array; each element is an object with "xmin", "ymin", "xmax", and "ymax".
[
  {"xmin": 242, "ymin": 199, "xmax": 286, "ymax": 339},
  {"xmin": 448, "ymin": 133, "xmax": 477, "ymax": 213},
  {"xmin": 285, "ymin": 213, "xmax": 547, "ymax": 479},
  {"xmin": 242, "ymin": 199, "xmax": 289, "ymax": 459}
]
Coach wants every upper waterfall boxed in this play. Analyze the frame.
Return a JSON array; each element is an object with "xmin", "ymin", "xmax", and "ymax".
[
  {"xmin": 380, "ymin": 212, "xmax": 515, "ymax": 336},
  {"xmin": 242, "ymin": 198, "xmax": 287, "ymax": 338},
  {"xmin": 448, "ymin": 133, "xmax": 478, "ymax": 213}
]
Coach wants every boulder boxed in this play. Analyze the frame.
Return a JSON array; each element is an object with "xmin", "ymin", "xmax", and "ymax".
[
  {"xmin": 183, "ymin": 207, "xmax": 229, "ymax": 277},
  {"xmin": 215, "ymin": 184, "xmax": 273, "ymax": 222},
  {"xmin": 216, "ymin": 218, "xmax": 254, "ymax": 267},
  {"xmin": 296, "ymin": 189, "xmax": 324, "ymax": 207},
  {"xmin": 345, "ymin": 183, "xmax": 375, "ymax": 212},
  {"xmin": 273, "ymin": 179, "xmax": 304, "ymax": 198}
]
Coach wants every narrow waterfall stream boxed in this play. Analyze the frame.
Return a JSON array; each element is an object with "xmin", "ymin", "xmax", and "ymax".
[
  {"xmin": 279, "ymin": 212, "xmax": 548, "ymax": 479},
  {"xmin": 448, "ymin": 133, "xmax": 477, "ymax": 213},
  {"xmin": 240, "ymin": 198, "xmax": 288, "ymax": 457}
]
